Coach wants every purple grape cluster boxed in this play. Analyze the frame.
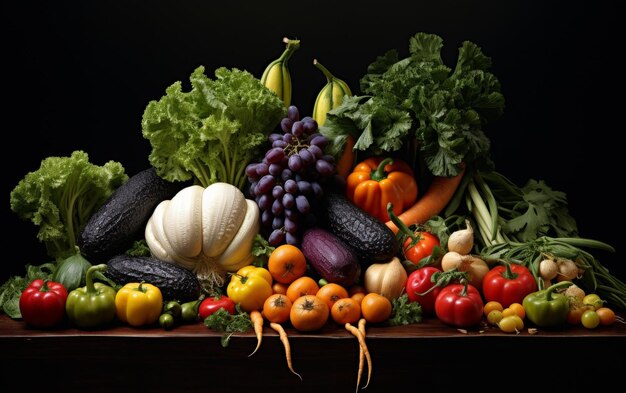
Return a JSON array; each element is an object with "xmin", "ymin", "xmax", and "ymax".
[{"xmin": 246, "ymin": 105, "xmax": 335, "ymax": 246}]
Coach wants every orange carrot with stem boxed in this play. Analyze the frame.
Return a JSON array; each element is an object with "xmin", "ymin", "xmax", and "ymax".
[
  {"xmin": 336, "ymin": 135, "xmax": 356, "ymax": 179},
  {"xmin": 270, "ymin": 322, "xmax": 302, "ymax": 381},
  {"xmin": 248, "ymin": 310, "xmax": 263, "ymax": 357},
  {"xmin": 386, "ymin": 165, "xmax": 466, "ymax": 233},
  {"xmin": 346, "ymin": 321, "xmax": 372, "ymax": 389}
]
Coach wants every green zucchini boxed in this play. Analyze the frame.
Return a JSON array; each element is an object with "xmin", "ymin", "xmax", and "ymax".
[
  {"xmin": 105, "ymin": 255, "xmax": 201, "ymax": 301},
  {"xmin": 77, "ymin": 167, "xmax": 187, "ymax": 263},
  {"xmin": 324, "ymin": 193, "xmax": 399, "ymax": 265}
]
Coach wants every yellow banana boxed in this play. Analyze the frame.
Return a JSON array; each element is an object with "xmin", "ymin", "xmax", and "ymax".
[
  {"xmin": 261, "ymin": 37, "xmax": 300, "ymax": 107},
  {"xmin": 312, "ymin": 59, "xmax": 353, "ymax": 126}
]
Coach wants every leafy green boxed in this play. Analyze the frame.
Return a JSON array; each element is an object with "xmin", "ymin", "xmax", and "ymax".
[
  {"xmin": 125, "ymin": 239, "xmax": 152, "ymax": 257},
  {"xmin": 10, "ymin": 150, "xmax": 127, "ymax": 260},
  {"xmin": 142, "ymin": 66, "xmax": 286, "ymax": 190},
  {"xmin": 0, "ymin": 263, "xmax": 56, "ymax": 319},
  {"xmin": 387, "ymin": 293, "xmax": 422, "ymax": 326},
  {"xmin": 251, "ymin": 234, "xmax": 275, "ymax": 268},
  {"xmin": 320, "ymin": 32, "xmax": 505, "ymax": 177},
  {"xmin": 203, "ymin": 305, "xmax": 252, "ymax": 347}
]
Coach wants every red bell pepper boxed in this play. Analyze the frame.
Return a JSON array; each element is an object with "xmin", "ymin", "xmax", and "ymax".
[
  {"xmin": 405, "ymin": 267, "xmax": 442, "ymax": 315},
  {"xmin": 198, "ymin": 295, "xmax": 236, "ymax": 320},
  {"xmin": 434, "ymin": 281, "xmax": 483, "ymax": 328},
  {"xmin": 482, "ymin": 262, "xmax": 538, "ymax": 308},
  {"xmin": 19, "ymin": 279, "xmax": 68, "ymax": 328}
]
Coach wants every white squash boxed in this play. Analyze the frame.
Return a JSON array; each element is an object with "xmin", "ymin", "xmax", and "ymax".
[{"xmin": 145, "ymin": 182, "xmax": 260, "ymax": 288}]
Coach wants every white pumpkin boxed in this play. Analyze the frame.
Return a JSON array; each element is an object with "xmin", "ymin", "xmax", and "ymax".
[{"xmin": 145, "ymin": 182, "xmax": 260, "ymax": 288}]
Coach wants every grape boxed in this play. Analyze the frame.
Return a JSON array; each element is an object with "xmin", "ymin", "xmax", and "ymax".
[
  {"xmin": 265, "ymin": 147, "xmax": 285, "ymax": 164},
  {"xmin": 321, "ymin": 154, "xmax": 335, "ymax": 165},
  {"xmin": 249, "ymin": 181, "xmax": 258, "ymax": 197},
  {"xmin": 256, "ymin": 174, "xmax": 276, "ymax": 194},
  {"xmin": 284, "ymin": 208, "xmax": 297, "ymax": 220},
  {"xmin": 282, "ymin": 193, "xmax": 295, "ymax": 208},
  {"xmin": 284, "ymin": 216, "xmax": 298, "ymax": 234},
  {"xmin": 282, "ymin": 133, "xmax": 294, "ymax": 144},
  {"xmin": 291, "ymin": 121, "xmax": 305, "ymax": 138},
  {"xmin": 261, "ymin": 209, "xmax": 273, "ymax": 227},
  {"xmin": 281, "ymin": 168, "xmax": 293, "ymax": 182},
  {"xmin": 295, "ymin": 195, "xmax": 310, "ymax": 214},
  {"xmin": 271, "ymin": 199, "xmax": 284, "ymax": 215},
  {"xmin": 287, "ymin": 105, "xmax": 300, "ymax": 121},
  {"xmin": 311, "ymin": 181, "xmax": 323, "ymax": 197},
  {"xmin": 269, "ymin": 163, "xmax": 282, "ymax": 176},
  {"xmin": 257, "ymin": 193, "xmax": 273, "ymax": 211},
  {"xmin": 272, "ymin": 185, "xmax": 285, "ymax": 199},
  {"xmin": 268, "ymin": 229, "xmax": 286, "ymax": 246},
  {"xmin": 297, "ymin": 180, "xmax": 312, "ymax": 195},
  {"xmin": 280, "ymin": 118, "xmax": 293, "ymax": 133},
  {"xmin": 284, "ymin": 179, "xmax": 298, "ymax": 194},
  {"xmin": 310, "ymin": 135, "xmax": 328, "ymax": 148},
  {"xmin": 308, "ymin": 144, "xmax": 323, "ymax": 158},
  {"xmin": 299, "ymin": 149, "xmax": 315, "ymax": 166},
  {"xmin": 272, "ymin": 140, "xmax": 288, "ymax": 148},
  {"xmin": 303, "ymin": 119, "xmax": 318, "ymax": 134},
  {"xmin": 245, "ymin": 163, "xmax": 258, "ymax": 178},
  {"xmin": 255, "ymin": 163, "xmax": 269, "ymax": 177},
  {"xmin": 288, "ymin": 154, "xmax": 303, "ymax": 172},
  {"xmin": 285, "ymin": 232, "xmax": 298, "ymax": 246},
  {"xmin": 268, "ymin": 133, "xmax": 283, "ymax": 143},
  {"xmin": 315, "ymin": 159, "xmax": 334, "ymax": 176},
  {"xmin": 272, "ymin": 216, "xmax": 284, "ymax": 230}
]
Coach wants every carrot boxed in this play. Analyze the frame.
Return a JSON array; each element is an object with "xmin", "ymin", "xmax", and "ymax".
[
  {"xmin": 248, "ymin": 310, "xmax": 263, "ymax": 357},
  {"xmin": 385, "ymin": 166, "xmax": 466, "ymax": 233},
  {"xmin": 270, "ymin": 322, "xmax": 302, "ymax": 381},
  {"xmin": 345, "ymin": 321, "xmax": 372, "ymax": 390},
  {"xmin": 336, "ymin": 135, "xmax": 356, "ymax": 179},
  {"xmin": 355, "ymin": 318, "xmax": 368, "ymax": 391}
]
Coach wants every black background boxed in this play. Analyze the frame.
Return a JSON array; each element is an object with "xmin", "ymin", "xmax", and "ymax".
[{"xmin": 2, "ymin": 0, "xmax": 624, "ymax": 283}]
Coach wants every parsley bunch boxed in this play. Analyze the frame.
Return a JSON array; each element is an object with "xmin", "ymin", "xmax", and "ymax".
[{"xmin": 320, "ymin": 32, "xmax": 505, "ymax": 177}]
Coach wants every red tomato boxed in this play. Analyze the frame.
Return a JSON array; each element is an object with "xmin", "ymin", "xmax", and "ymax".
[
  {"xmin": 198, "ymin": 295, "xmax": 236, "ymax": 319},
  {"xmin": 19, "ymin": 279, "xmax": 68, "ymax": 328},
  {"xmin": 482, "ymin": 263, "xmax": 537, "ymax": 308},
  {"xmin": 434, "ymin": 283, "xmax": 484, "ymax": 328},
  {"xmin": 405, "ymin": 266, "xmax": 442, "ymax": 314},
  {"xmin": 403, "ymin": 232, "xmax": 440, "ymax": 265}
]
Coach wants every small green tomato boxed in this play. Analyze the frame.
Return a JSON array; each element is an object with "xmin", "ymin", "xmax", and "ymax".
[
  {"xmin": 487, "ymin": 310, "xmax": 503, "ymax": 326},
  {"xmin": 582, "ymin": 294, "xmax": 604, "ymax": 310},
  {"xmin": 581, "ymin": 310, "xmax": 600, "ymax": 329}
]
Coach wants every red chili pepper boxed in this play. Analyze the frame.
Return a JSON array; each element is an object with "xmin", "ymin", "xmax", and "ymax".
[
  {"xmin": 434, "ymin": 281, "xmax": 483, "ymax": 328},
  {"xmin": 482, "ymin": 262, "xmax": 538, "ymax": 308},
  {"xmin": 19, "ymin": 279, "xmax": 68, "ymax": 328}
]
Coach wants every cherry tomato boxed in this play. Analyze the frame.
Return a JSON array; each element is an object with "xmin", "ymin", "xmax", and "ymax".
[
  {"xmin": 483, "ymin": 301, "xmax": 503, "ymax": 317},
  {"xmin": 596, "ymin": 307, "xmax": 616, "ymax": 326},
  {"xmin": 403, "ymin": 232, "xmax": 440, "ymax": 265},
  {"xmin": 582, "ymin": 294, "xmax": 604, "ymax": 310},
  {"xmin": 581, "ymin": 309, "xmax": 600, "ymax": 329}
]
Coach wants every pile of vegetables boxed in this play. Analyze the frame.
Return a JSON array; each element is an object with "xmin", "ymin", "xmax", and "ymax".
[{"xmin": 2, "ymin": 30, "xmax": 625, "ymax": 389}]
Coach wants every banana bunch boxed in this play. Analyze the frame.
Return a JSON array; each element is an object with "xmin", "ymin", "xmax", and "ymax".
[
  {"xmin": 261, "ymin": 37, "xmax": 300, "ymax": 107},
  {"xmin": 312, "ymin": 59, "xmax": 352, "ymax": 126}
]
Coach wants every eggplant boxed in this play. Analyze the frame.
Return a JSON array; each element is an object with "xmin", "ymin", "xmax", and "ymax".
[{"xmin": 301, "ymin": 227, "xmax": 360, "ymax": 287}]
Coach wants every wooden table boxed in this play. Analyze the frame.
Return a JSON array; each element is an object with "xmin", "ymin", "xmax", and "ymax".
[{"xmin": 2, "ymin": 314, "xmax": 625, "ymax": 392}]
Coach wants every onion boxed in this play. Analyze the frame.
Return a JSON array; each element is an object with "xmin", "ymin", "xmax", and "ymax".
[
  {"xmin": 441, "ymin": 251, "xmax": 489, "ymax": 289},
  {"xmin": 447, "ymin": 220, "xmax": 474, "ymax": 255},
  {"xmin": 556, "ymin": 259, "xmax": 579, "ymax": 282},
  {"xmin": 539, "ymin": 259, "xmax": 558, "ymax": 280}
]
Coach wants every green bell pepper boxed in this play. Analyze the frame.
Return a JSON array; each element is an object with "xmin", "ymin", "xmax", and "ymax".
[
  {"xmin": 522, "ymin": 281, "xmax": 572, "ymax": 328},
  {"xmin": 66, "ymin": 264, "xmax": 117, "ymax": 329}
]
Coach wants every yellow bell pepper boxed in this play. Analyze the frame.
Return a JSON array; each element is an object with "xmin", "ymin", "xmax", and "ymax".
[
  {"xmin": 226, "ymin": 266, "xmax": 273, "ymax": 312},
  {"xmin": 346, "ymin": 157, "xmax": 418, "ymax": 222},
  {"xmin": 115, "ymin": 282, "xmax": 163, "ymax": 327}
]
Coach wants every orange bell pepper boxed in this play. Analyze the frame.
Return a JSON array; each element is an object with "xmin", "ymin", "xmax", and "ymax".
[{"xmin": 346, "ymin": 157, "xmax": 418, "ymax": 222}]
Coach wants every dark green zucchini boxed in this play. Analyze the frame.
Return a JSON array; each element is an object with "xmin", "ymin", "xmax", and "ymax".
[
  {"xmin": 78, "ymin": 167, "xmax": 187, "ymax": 263},
  {"xmin": 105, "ymin": 255, "xmax": 201, "ymax": 301},
  {"xmin": 324, "ymin": 193, "xmax": 399, "ymax": 265}
]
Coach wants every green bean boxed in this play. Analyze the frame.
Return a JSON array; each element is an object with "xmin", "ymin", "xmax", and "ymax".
[{"xmin": 552, "ymin": 237, "xmax": 616, "ymax": 253}]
